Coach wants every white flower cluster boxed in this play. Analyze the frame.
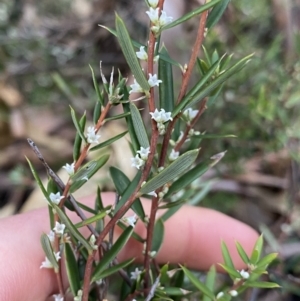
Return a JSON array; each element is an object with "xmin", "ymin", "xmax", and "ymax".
[
  {"xmin": 136, "ymin": 45, "xmax": 159, "ymax": 62},
  {"xmin": 183, "ymin": 108, "xmax": 199, "ymax": 123},
  {"xmin": 86, "ymin": 126, "xmax": 100, "ymax": 144},
  {"xmin": 49, "ymin": 192, "xmax": 64, "ymax": 205},
  {"xmin": 146, "ymin": 5, "xmax": 173, "ymax": 33},
  {"xmin": 123, "ymin": 214, "xmax": 137, "ymax": 227},
  {"xmin": 129, "ymin": 74, "xmax": 162, "ymax": 94},
  {"xmin": 131, "ymin": 146, "xmax": 150, "ymax": 169},
  {"xmin": 40, "ymin": 251, "xmax": 61, "ymax": 269},
  {"xmin": 130, "ymin": 267, "xmax": 142, "ymax": 280},
  {"xmin": 53, "ymin": 294, "xmax": 64, "ymax": 301},
  {"xmin": 169, "ymin": 149, "xmax": 179, "ymax": 161},
  {"xmin": 62, "ymin": 162, "xmax": 75, "ymax": 175},
  {"xmin": 149, "ymin": 108, "xmax": 173, "ymax": 135}
]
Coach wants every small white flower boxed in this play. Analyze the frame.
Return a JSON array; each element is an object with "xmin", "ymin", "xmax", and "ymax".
[
  {"xmin": 148, "ymin": 73, "xmax": 162, "ymax": 87},
  {"xmin": 49, "ymin": 192, "xmax": 64, "ymax": 205},
  {"xmin": 89, "ymin": 234, "xmax": 98, "ymax": 250},
  {"xmin": 169, "ymin": 149, "xmax": 179, "ymax": 161},
  {"xmin": 47, "ymin": 230, "xmax": 55, "ymax": 243},
  {"xmin": 130, "ymin": 267, "xmax": 142, "ymax": 280},
  {"xmin": 53, "ymin": 294, "xmax": 64, "ymax": 301},
  {"xmin": 159, "ymin": 10, "xmax": 173, "ymax": 26},
  {"xmin": 40, "ymin": 256, "xmax": 54, "ymax": 269},
  {"xmin": 137, "ymin": 146, "xmax": 150, "ymax": 160},
  {"xmin": 124, "ymin": 214, "xmax": 137, "ymax": 227},
  {"xmin": 148, "ymin": 0, "xmax": 158, "ymax": 8},
  {"xmin": 136, "ymin": 46, "xmax": 148, "ymax": 61},
  {"xmin": 62, "ymin": 162, "xmax": 75, "ymax": 175},
  {"xmin": 183, "ymin": 108, "xmax": 199, "ymax": 121},
  {"xmin": 146, "ymin": 7, "xmax": 159, "ymax": 24},
  {"xmin": 129, "ymin": 79, "xmax": 144, "ymax": 94},
  {"xmin": 74, "ymin": 290, "xmax": 83, "ymax": 301},
  {"xmin": 229, "ymin": 290, "xmax": 238, "ymax": 297},
  {"xmin": 131, "ymin": 155, "xmax": 144, "ymax": 169},
  {"xmin": 149, "ymin": 108, "xmax": 172, "ymax": 123},
  {"xmin": 239, "ymin": 269, "xmax": 250, "ymax": 279},
  {"xmin": 86, "ymin": 126, "xmax": 101, "ymax": 144},
  {"xmin": 53, "ymin": 221, "xmax": 66, "ymax": 235},
  {"xmin": 148, "ymin": 191, "xmax": 157, "ymax": 197},
  {"xmin": 216, "ymin": 292, "xmax": 224, "ymax": 299}
]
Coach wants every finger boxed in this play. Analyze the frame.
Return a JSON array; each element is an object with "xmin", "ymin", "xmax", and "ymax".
[{"xmin": 0, "ymin": 193, "xmax": 258, "ymax": 301}]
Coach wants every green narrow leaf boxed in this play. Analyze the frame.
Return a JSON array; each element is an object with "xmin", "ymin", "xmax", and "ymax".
[
  {"xmin": 92, "ymin": 258, "xmax": 135, "ymax": 281},
  {"xmin": 89, "ymin": 65, "xmax": 104, "ymax": 106},
  {"xmin": 235, "ymin": 241, "xmax": 250, "ymax": 264},
  {"xmin": 221, "ymin": 241, "xmax": 235, "ymax": 270},
  {"xmin": 161, "ymin": 202, "xmax": 185, "ymax": 222},
  {"xmin": 26, "ymin": 158, "xmax": 51, "ymax": 203},
  {"xmin": 140, "ymin": 149, "xmax": 199, "ymax": 195},
  {"xmin": 244, "ymin": 281, "xmax": 280, "ymax": 289},
  {"xmin": 90, "ymin": 131, "xmax": 128, "ymax": 151},
  {"xmin": 73, "ymin": 112, "xmax": 86, "ymax": 161},
  {"xmin": 53, "ymin": 204, "xmax": 93, "ymax": 252},
  {"xmin": 70, "ymin": 106, "xmax": 87, "ymax": 143},
  {"xmin": 250, "ymin": 235, "xmax": 264, "ymax": 264},
  {"xmin": 92, "ymin": 226, "xmax": 134, "ymax": 281},
  {"xmin": 115, "ymin": 14, "xmax": 149, "ymax": 90},
  {"xmin": 159, "ymin": 199, "xmax": 186, "ymax": 210},
  {"xmin": 256, "ymin": 253, "xmax": 278, "ymax": 269},
  {"xmin": 192, "ymin": 133, "xmax": 236, "ymax": 139},
  {"xmin": 203, "ymin": 266, "xmax": 216, "ymax": 301},
  {"xmin": 95, "ymin": 186, "xmax": 104, "ymax": 233},
  {"xmin": 122, "ymin": 102, "xmax": 139, "ymax": 153},
  {"xmin": 64, "ymin": 243, "xmax": 81, "ymax": 296},
  {"xmin": 117, "ymin": 221, "xmax": 145, "ymax": 243},
  {"xmin": 115, "ymin": 171, "xmax": 142, "ymax": 213},
  {"xmin": 206, "ymin": 0, "xmax": 231, "ymax": 29},
  {"xmin": 159, "ymin": 47, "xmax": 174, "ymax": 112},
  {"xmin": 181, "ymin": 266, "xmax": 215, "ymax": 299},
  {"xmin": 104, "ymin": 111, "xmax": 131, "ymax": 122},
  {"xmin": 172, "ymin": 54, "xmax": 253, "ymax": 116},
  {"xmin": 75, "ymin": 210, "xmax": 108, "ymax": 228},
  {"xmin": 130, "ymin": 103, "xmax": 149, "ymax": 148},
  {"xmin": 93, "ymin": 101, "xmax": 102, "ymax": 124},
  {"xmin": 160, "ymin": 287, "xmax": 191, "ymax": 296},
  {"xmin": 40, "ymin": 233, "xmax": 59, "ymax": 269},
  {"xmin": 151, "ymin": 219, "xmax": 165, "ymax": 253},
  {"xmin": 70, "ymin": 154, "xmax": 110, "ymax": 193},
  {"xmin": 218, "ymin": 264, "xmax": 241, "ymax": 279},
  {"xmin": 162, "ymin": 0, "xmax": 221, "ymax": 30},
  {"xmin": 110, "ymin": 167, "xmax": 145, "ymax": 220}
]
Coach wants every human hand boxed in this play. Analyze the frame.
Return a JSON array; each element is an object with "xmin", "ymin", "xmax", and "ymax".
[{"xmin": 0, "ymin": 192, "xmax": 258, "ymax": 301}]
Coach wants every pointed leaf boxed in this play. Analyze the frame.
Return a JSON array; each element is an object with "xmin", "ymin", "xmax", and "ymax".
[
  {"xmin": 104, "ymin": 111, "xmax": 131, "ymax": 122},
  {"xmin": 140, "ymin": 149, "xmax": 199, "ymax": 195},
  {"xmin": 256, "ymin": 253, "xmax": 278, "ymax": 269},
  {"xmin": 92, "ymin": 226, "xmax": 134, "ymax": 281},
  {"xmin": 93, "ymin": 101, "xmax": 102, "ymax": 124},
  {"xmin": 192, "ymin": 133, "xmax": 236, "ymax": 139},
  {"xmin": 115, "ymin": 14, "xmax": 149, "ymax": 90},
  {"xmin": 110, "ymin": 167, "xmax": 145, "ymax": 220},
  {"xmin": 64, "ymin": 243, "xmax": 81, "ymax": 296},
  {"xmin": 70, "ymin": 154, "xmax": 109, "ymax": 193},
  {"xmin": 221, "ymin": 241, "xmax": 235, "ymax": 270},
  {"xmin": 130, "ymin": 103, "xmax": 149, "ymax": 148},
  {"xmin": 245, "ymin": 281, "xmax": 280, "ymax": 289},
  {"xmin": 162, "ymin": 0, "xmax": 221, "ymax": 30},
  {"xmin": 151, "ymin": 219, "xmax": 165, "ymax": 253},
  {"xmin": 53, "ymin": 204, "xmax": 93, "ymax": 252},
  {"xmin": 92, "ymin": 258, "xmax": 135, "ymax": 281},
  {"xmin": 75, "ymin": 210, "xmax": 108, "ymax": 228},
  {"xmin": 159, "ymin": 47, "xmax": 174, "ymax": 112},
  {"xmin": 250, "ymin": 235, "xmax": 263, "ymax": 264},
  {"xmin": 203, "ymin": 266, "xmax": 216, "ymax": 301},
  {"xmin": 115, "ymin": 171, "xmax": 142, "ymax": 213},
  {"xmin": 235, "ymin": 241, "xmax": 250, "ymax": 264},
  {"xmin": 70, "ymin": 107, "xmax": 87, "ymax": 143},
  {"xmin": 181, "ymin": 266, "xmax": 215, "ymax": 299},
  {"xmin": 73, "ymin": 112, "xmax": 86, "ymax": 161},
  {"xmin": 122, "ymin": 102, "xmax": 139, "ymax": 153},
  {"xmin": 40, "ymin": 233, "xmax": 59, "ymax": 269},
  {"xmin": 218, "ymin": 264, "xmax": 241, "ymax": 279},
  {"xmin": 90, "ymin": 131, "xmax": 128, "ymax": 151},
  {"xmin": 206, "ymin": 0, "xmax": 231, "ymax": 29},
  {"xmin": 89, "ymin": 65, "xmax": 104, "ymax": 106}
]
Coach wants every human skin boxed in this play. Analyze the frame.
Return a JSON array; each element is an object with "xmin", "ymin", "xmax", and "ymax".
[{"xmin": 0, "ymin": 192, "xmax": 258, "ymax": 301}]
